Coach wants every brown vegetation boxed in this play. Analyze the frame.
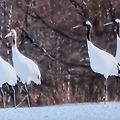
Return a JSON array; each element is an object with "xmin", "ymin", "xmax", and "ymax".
[{"xmin": 0, "ymin": 0, "xmax": 120, "ymax": 107}]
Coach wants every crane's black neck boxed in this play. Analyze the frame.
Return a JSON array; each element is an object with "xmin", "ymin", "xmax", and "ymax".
[
  {"xmin": 13, "ymin": 39, "xmax": 15, "ymax": 45},
  {"xmin": 117, "ymin": 24, "xmax": 120, "ymax": 37},
  {"xmin": 87, "ymin": 25, "xmax": 92, "ymax": 41},
  {"xmin": 12, "ymin": 37, "xmax": 17, "ymax": 47}
]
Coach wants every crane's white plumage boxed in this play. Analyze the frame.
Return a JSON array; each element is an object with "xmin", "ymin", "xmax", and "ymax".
[
  {"xmin": 5, "ymin": 29, "xmax": 41, "ymax": 107},
  {"xmin": 86, "ymin": 21, "xmax": 92, "ymax": 27},
  {"xmin": 12, "ymin": 46, "xmax": 41, "ymax": 85},
  {"xmin": 0, "ymin": 57, "xmax": 17, "ymax": 87},
  {"xmin": 5, "ymin": 29, "xmax": 41, "ymax": 85},
  {"xmin": 85, "ymin": 21, "xmax": 120, "ymax": 102},
  {"xmin": 0, "ymin": 56, "xmax": 17, "ymax": 107},
  {"xmin": 87, "ymin": 40, "xmax": 119, "ymax": 79},
  {"xmin": 115, "ymin": 19, "xmax": 120, "ymax": 23}
]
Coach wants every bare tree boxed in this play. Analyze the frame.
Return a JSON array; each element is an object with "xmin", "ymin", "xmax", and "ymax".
[{"xmin": 0, "ymin": 0, "xmax": 120, "ymax": 107}]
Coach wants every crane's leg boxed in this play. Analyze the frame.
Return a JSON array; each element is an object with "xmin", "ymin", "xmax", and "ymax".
[
  {"xmin": 104, "ymin": 79, "xmax": 108, "ymax": 103},
  {"xmin": 5, "ymin": 83, "xmax": 11, "ymax": 103},
  {"xmin": 115, "ymin": 76, "xmax": 119, "ymax": 82},
  {"xmin": 24, "ymin": 83, "xmax": 30, "ymax": 107},
  {"xmin": 5, "ymin": 83, "xmax": 10, "ymax": 91},
  {"xmin": 11, "ymin": 86, "xmax": 16, "ymax": 107},
  {"xmin": 1, "ymin": 87, "xmax": 5, "ymax": 108}
]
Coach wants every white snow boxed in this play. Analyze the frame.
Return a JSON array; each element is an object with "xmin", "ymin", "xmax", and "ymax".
[{"xmin": 0, "ymin": 102, "xmax": 120, "ymax": 120}]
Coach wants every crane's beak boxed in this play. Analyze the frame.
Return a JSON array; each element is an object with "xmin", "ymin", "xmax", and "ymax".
[
  {"xmin": 104, "ymin": 22, "xmax": 113, "ymax": 26},
  {"xmin": 73, "ymin": 25, "xmax": 82, "ymax": 29},
  {"xmin": 5, "ymin": 32, "xmax": 12, "ymax": 38}
]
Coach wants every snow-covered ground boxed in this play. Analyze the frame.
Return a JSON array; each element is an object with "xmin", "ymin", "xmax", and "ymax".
[{"xmin": 0, "ymin": 102, "xmax": 120, "ymax": 120}]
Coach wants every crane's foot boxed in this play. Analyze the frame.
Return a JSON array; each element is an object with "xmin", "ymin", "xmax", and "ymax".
[
  {"xmin": 104, "ymin": 79, "xmax": 108, "ymax": 104},
  {"xmin": 26, "ymin": 94, "xmax": 30, "ymax": 107},
  {"xmin": 115, "ymin": 76, "xmax": 120, "ymax": 82}
]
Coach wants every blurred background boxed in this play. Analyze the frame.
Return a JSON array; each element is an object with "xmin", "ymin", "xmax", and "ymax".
[{"xmin": 0, "ymin": 0, "xmax": 120, "ymax": 107}]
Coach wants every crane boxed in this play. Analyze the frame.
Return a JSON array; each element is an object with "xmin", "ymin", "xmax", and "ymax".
[
  {"xmin": 0, "ymin": 56, "xmax": 17, "ymax": 107},
  {"xmin": 84, "ymin": 21, "xmax": 120, "ymax": 102},
  {"xmin": 5, "ymin": 29, "xmax": 41, "ymax": 107}
]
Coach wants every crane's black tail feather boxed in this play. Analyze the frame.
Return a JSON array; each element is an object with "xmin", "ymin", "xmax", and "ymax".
[
  {"xmin": 116, "ymin": 65, "xmax": 120, "ymax": 82},
  {"xmin": 115, "ymin": 76, "xmax": 120, "ymax": 82}
]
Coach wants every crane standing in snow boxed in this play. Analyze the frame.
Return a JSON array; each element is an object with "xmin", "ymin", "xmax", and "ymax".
[
  {"xmin": 5, "ymin": 29, "xmax": 41, "ymax": 107},
  {"xmin": 84, "ymin": 21, "xmax": 120, "ymax": 102},
  {"xmin": 0, "ymin": 56, "xmax": 17, "ymax": 107}
]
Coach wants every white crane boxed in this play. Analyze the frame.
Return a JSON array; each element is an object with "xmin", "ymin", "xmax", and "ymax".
[
  {"xmin": 5, "ymin": 29, "xmax": 41, "ymax": 107},
  {"xmin": 84, "ymin": 21, "xmax": 120, "ymax": 102},
  {"xmin": 0, "ymin": 56, "xmax": 17, "ymax": 107}
]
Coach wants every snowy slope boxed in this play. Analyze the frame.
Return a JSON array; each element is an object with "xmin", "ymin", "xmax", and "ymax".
[{"xmin": 0, "ymin": 102, "xmax": 120, "ymax": 120}]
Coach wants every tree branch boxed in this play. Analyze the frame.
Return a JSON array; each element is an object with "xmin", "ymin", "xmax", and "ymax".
[{"xmin": 16, "ymin": 2, "xmax": 83, "ymax": 43}]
